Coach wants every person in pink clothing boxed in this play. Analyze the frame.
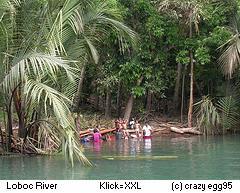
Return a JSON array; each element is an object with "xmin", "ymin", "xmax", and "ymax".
[{"xmin": 93, "ymin": 128, "xmax": 102, "ymax": 142}]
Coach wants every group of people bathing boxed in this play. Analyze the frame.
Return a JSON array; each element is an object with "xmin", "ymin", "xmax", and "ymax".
[
  {"xmin": 115, "ymin": 118, "xmax": 153, "ymax": 140},
  {"xmin": 91, "ymin": 118, "xmax": 153, "ymax": 143}
]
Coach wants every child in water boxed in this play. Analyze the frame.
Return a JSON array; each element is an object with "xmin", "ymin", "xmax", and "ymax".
[
  {"xmin": 93, "ymin": 128, "xmax": 102, "ymax": 142},
  {"xmin": 135, "ymin": 120, "xmax": 141, "ymax": 137}
]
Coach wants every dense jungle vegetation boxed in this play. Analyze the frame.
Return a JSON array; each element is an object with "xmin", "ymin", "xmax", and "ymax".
[{"xmin": 1, "ymin": 0, "xmax": 240, "ymax": 165}]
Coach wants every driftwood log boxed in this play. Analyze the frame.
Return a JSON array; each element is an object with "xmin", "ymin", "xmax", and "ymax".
[{"xmin": 170, "ymin": 127, "xmax": 202, "ymax": 135}]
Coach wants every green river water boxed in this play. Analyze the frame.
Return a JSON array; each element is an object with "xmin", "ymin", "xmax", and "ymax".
[{"xmin": 1, "ymin": 135, "xmax": 240, "ymax": 180}]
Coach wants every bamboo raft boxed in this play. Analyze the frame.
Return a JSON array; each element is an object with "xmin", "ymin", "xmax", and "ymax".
[{"xmin": 87, "ymin": 155, "xmax": 178, "ymax": 160}]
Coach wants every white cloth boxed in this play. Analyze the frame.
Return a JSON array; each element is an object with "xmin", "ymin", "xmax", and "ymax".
[
  {"xmin": 142, "ymin": 125, "xmax": 152, "ymax": 136},
  {"xmin": 129, "ymin": 120, "xmax": 135, "ymax": 129}
]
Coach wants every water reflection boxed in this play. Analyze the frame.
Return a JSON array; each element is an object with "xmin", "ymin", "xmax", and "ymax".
[
  {"xmin": 91, "ymin": 138, "xmax": 152, "ymax": 156},
  {"xmin": 114, "ymin": 140, "xmax": 123, "ymax": 154},
  {"xmin": 123, "ymin": 139, "xmax": 129, "ymax": 156},
  {"xmin": 1, "ymin": 135, "xmax": 240, "ymax": 180},
  {"xmin": 170, "ymin": 136, "xmax": 201, "ymax": 155},
  {"xmin": 144, "ymin": 139, "xmax": 152, "ymax": 153},
  {"xmin": 128, "ymin": 139, "xmax": 139, "ymax": 155},
  {"xmin": 93, "ymin": 142, "xmax": 101, "ymax": 154}
]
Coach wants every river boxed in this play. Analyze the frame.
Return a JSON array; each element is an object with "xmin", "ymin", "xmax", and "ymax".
[{"xmin": 0, "ymin": 135, "xmax": 240, "ymax": 180}]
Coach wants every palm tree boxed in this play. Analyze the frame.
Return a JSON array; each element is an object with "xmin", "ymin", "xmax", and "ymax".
[
  {"xmin": 0, "ymin": 0, "xmax": 93, "ymax": 166},
  {"xmin": 0, "ymin": 0, "xmax": 136, "ymax": 166},
  {"xmin": 60, "ymin": 0, "xmax": 137, "ymax": 112},
  {"xmin": 219, "ymin": 12, "xmax": 240, "ymax": 78},
  {"xmin": 156, "ymin": 0, "xmax": 206, "ymax": 127}
]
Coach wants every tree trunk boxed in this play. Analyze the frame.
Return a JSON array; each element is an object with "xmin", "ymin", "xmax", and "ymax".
[
  {"xmin": 146, "ymin": 90, "xmax": 152, "ymax": 112},
  {"xmin": 188, "ymin": 53, "xmax": 194, "ymax": 128},
  {"xmin": 173, "ymin": 63, "xmax": 182, "ymax": 109},
  {"xmin": 105, "ymin": 88, "xmax": 111, "ymax": 118},
  {"xmin": 188, "ymin": 51, "xmax": 194, "ymax": 128},
  {"xmin": 170, "ymin": 127, "xmax": 201, "ymax": 135},
  {"xmin": 181, "ymin": 65, "xmax": 187, "ymax": 123},
  {"xmin": 75, "ymin": 114, "xmax": 81, "ymax": 133},
  {"xmin": 94, "ymin": 94, "xmax": 99, "ymax": 110},
  {"xmin": 72, "ymin": 63, "xmax": 86, "ymax": 112},
  {"xmin": 188, "ymin": 15, "xmax": 194, "ymax": 128},
  {"xmin": 5, "ymin": 86, "xmax": 18, "ymax": 151},
  {"xmin": 13, "ymin": 88, "xmax": 26, "ymax": 138},
  {"xmin": 18, "ymin": 112, "xmax": 26, "ymax": 138},
  {"xmin": 116, "ymin": 81, "xmax": 122, "ymax": 118},
  {"xmin": 0, "ymin": 124, "xmax": 4, "ymax": 149},
  {"xmin": 6, "ymin": 105, "xmax": 13, "ymax": 152},
  {"xmin": 123, "ymin": 76, "xmax": 143, "ymax": 121},
  {"xmin": 123, "ymin": 95, "xmax": 134, "ymax": 121}
]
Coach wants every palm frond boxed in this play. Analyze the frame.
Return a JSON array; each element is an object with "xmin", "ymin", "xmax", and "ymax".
[
  {"xmin": 0, "ymin": 0, "xmax": 20, "ymax": 17},
  {"xmin": 97, "ymin": 16, "xmax": 137, "ymax": 44},
  {"xmin": 85, "ymin": 37, "xmax": 99, "ymax": 64},
  {"xmin": 25, "ymin": 79, "xmax": 71, "ymax": 128},
  {"xmin": 1, "ymin": 52, "xmax": 76, "ymax": 93},
  {"xmin": 67, "ymin": 0, "xmax": 137, "ymax": 53},
  {"xmin": 37, "ymin": 122, "xmax": 61, "ymax": 152},
  {"xmin": 24, "ymin": 78, "xmax": 91, "ymax": 166},
  {"xmin": 62, "ymin": 129, "xmax": 92, "ymax": 167},
  {"xmin": 194, "ymin": 96, "xmax": 220, "ymax": 135},
  {"xmin": 217, "ymin": 96, "xmax": 239, "ymax": 130},
  {"xmin": 218, "ymin": 33, "xmax": 240, "ymax": 78}
]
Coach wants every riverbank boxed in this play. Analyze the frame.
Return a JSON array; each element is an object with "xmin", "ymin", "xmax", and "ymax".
[{"xmin": 1, "ymin": 112, "xmax": 239, "ymax": 156}]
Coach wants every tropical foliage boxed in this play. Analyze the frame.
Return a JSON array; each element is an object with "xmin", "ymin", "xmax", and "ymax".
[
  {"xmin": 1, "ymin": 0, "xmax": 240, "ymax": 165},
  {"xmin": 0, "ymin": 0, "xmax": 136, "ymax": 166}
]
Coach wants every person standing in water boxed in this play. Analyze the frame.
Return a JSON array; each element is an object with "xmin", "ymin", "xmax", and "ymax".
[
  {"xmin": 135, "ymin": 120, "xmax": 141, "ymax": 137},
  {"xmin": 142, "ymin": 123, "xmax": 152, "ymax": 139},
  {"xmin": 93, "ymin": 128, "xmax": 102, "ymax": 142},
  {"xmin": 122, "ymin": 119, "xmax": 129, "ymax": 139},
  {"xmin": 115, "ymin": 118, "xmax": 123, "ymax": 140},
  {"xmin": 115, "ymin": 119, "xmax": 120, "ymax": 131}
]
